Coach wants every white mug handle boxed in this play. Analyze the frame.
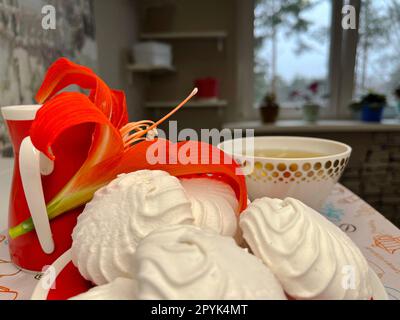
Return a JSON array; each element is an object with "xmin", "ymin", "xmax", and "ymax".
[{"xmin": 19, "ymin": 137, "xmax": 55, "ymax": 254}]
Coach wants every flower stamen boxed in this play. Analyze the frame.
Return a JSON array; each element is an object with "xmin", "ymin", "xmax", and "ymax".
[{"xmin": 119, "ymin": 88, "xmax": 198, "ymax": 149}]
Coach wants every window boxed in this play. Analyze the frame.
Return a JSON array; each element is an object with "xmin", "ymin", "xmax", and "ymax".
[
  {"xmin": 254, "ymin": 0, "xmax": 331, "ymax": 111},
  {"xmin": 238, "ymin": 0, "xmax": 400, "ymax": 120}
]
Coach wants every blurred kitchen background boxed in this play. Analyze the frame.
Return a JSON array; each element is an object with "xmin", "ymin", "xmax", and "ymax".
[{"xmin": 0, "ymin": 0, "xmax": 399, "ymax": 226}]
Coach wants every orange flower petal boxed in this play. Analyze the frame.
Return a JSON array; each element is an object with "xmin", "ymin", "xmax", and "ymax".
[{"xmin": 35, "ymin": 58, "xmax": 127, "ymax": 129}]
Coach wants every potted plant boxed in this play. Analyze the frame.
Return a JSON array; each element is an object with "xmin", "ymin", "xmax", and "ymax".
[
  {"xmin": 259, "ymin": 92, "xmax": 279, "ymax": 123},
  {"xmin": 290, "ymin": 81, "xmax": 322, "ymax": 123},
  {"xmin": 348, "ymin": 101, "xmax": 362, "ymax": 120},
  {"xmin": 360, "ymin": 92, "xmax": 387, "ymax": 122}
]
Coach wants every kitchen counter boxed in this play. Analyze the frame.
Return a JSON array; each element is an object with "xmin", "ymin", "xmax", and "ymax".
[{"xmin": 223, "ymin": 119, "xmax": 400, "ymax": 133}]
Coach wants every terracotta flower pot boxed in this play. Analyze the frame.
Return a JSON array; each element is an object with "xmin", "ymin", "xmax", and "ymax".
[{"xmin": 260, "ymin": 106, "xmax": 279, "ymax": 123}]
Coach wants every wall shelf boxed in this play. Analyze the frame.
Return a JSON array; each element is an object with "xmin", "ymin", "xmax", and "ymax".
[
  {"xmin": 145, "ymin": 99, "xmax": 228, "ymax": 108},
  {"xmin": 140, "ymin": 31, "xmax": 227, "ymax": 40},
  {"xmin": 140, "ymin": 31, "xmax": 227, "ymax": 51},
  {"xmin": 127, "ymin": 64, "xmax": 175, "ymax": 74}
]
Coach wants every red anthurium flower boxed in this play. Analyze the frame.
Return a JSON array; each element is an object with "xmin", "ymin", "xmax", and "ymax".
[{"xmin": 9, "ymin": 58, "xmax": 247, "ymax": 239}]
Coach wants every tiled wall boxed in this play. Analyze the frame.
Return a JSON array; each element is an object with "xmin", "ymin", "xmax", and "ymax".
[{"xmin": 340, "ymin": 132, "xmax": 400, "ymax": 227}]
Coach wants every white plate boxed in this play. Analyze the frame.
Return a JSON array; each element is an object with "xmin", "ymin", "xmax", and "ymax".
[{"xmin": 31, "ymin": 249, "xmax": 388, "ymax": 300}]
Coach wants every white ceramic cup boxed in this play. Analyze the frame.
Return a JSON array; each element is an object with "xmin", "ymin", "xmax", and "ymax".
[{"xmin": 218, "ymin": 136, "xmax": 352, "ymax": 210}]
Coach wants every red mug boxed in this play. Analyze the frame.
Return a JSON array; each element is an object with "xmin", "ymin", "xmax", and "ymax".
[
  {"xmin": 1, "ymin": 105, "xmax": 93, "ymax": 272},
  {"xmin": 194, "ymin": 77, "xmax": 219, "ymax": 100}
]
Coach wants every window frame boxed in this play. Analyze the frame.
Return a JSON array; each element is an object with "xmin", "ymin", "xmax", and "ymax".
[{"xmin": 236, "ymin": 0, "xmax": 362, "ymax": 121}]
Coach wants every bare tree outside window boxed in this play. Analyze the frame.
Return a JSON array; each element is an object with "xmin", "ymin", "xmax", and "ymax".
[
  {"xmin": 354, "ymin": 0, "xmax": 400, "ymax": 107},
  {"xmin": 254, "ymin": 0, "xmax": 331, "ymax": 108}
]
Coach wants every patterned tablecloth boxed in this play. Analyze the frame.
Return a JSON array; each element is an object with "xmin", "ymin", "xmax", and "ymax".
[{"xmin": 0, "ymin": 184, "xmax": 399, "ymax": 300}]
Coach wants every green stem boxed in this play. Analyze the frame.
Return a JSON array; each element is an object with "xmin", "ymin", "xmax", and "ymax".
[
  {"xmin": 8, "ymin": 186, "xmax": 101, "ymax": 239},
  {"xmin": 8, "ymin": 217, "xmax": 34, "ymax": 239}
]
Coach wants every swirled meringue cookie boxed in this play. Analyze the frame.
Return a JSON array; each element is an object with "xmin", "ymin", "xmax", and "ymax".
[
  {"xmin": 180, "ymin": 178, "xmax": 239, "ymax": 236},
  {"xmin": 71, "ymin": 170, "xmax": 194, "ymax": 285},
  {"xmin": 134, "ymin": 224, "xmax": 286, "ymax": 300},
  {"xmin": 69, "ymin": 278, "xmax": 137, "ymax": 300},
  {"xmin": 240, "ymin": 197, "xmax": 373, "ymax": 300}
]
